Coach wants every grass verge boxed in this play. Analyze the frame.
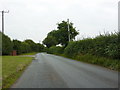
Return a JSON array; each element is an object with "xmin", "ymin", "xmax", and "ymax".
[
  {"xmin": 2, "ymin": 56, "xmax": 33, "ymax": 89},
  {"xmin": 74, "ymin": 54, "xmax": 119, "ymax": 71},
  {"xmin": 53, "ymin": 53, "xmax": 119, "ymax": 71}
]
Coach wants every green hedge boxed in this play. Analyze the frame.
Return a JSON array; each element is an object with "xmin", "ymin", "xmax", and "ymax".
[{"xmin": 64, "ymin": 32, "xmax": 120, "ymax": 59}]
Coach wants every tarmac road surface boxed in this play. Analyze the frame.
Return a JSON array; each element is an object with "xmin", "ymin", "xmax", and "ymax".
[{"xmin": 12, "ymin": 53, "xmax": 118, "ymax": 88}]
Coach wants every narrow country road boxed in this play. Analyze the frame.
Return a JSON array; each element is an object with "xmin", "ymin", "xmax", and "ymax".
[{"xmin": 12, "ymin": 53, "xmax": 118, "ymax": 88}]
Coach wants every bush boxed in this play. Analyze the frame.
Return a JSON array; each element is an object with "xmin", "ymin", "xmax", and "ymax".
[
  {"xmin": 20, "ymin": 42, "xmax": 31, "ymax": 53},
  {"xmin": 48, "ymin": 46, "xmax": 64, "ymax": 55},
  {"xmin": 64, "ymin": 32, "xmax": 119, "ymax": 59},
  {"xmin": 64, "ymin": 41, "xmax": 78, "ymax": 57}
]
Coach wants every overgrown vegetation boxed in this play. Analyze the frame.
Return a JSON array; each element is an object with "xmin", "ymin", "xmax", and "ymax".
[
  {"xmin": 64, "ymin": 32, "xmax": 119, "ymax": 59},
  {"xmin": 74, "ymin": 54, "xmax": 119, "ymax": 71},
  {"xmin": 2, "ymin": 56, "xmax": 33, "ymax": 88},
  {"xmin": 63, "ymin": 32, "xmax": 119, "ymax": 71}
]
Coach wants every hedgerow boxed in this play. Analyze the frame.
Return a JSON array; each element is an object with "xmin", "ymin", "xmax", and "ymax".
[{"xmin": 64, "ymin": 32, "xmax": 119, "ymax": 59}]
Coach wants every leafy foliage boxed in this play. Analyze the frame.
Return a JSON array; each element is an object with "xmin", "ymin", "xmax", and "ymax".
[
  {"xmin": 43, "ymin": 36, "xmax": 58, "ymax": 48},
  {"xmin": 13, "ymin": 40, "xmax": 23, "ymax": 54},
  {"xmin": 2, "ymin": 33, "xmax": 45, "ymax": 55},
  {"xmin": 48, "ymin": 46, "xmax": 64, "ymax": 55},
  {"xmin": 20, "ymin": 42, "xmax": 31, "ymax": 53},
  {"xmin": 43, "ymin": 20, "xmax": 79, "ymax": 47},
  {"xmin": 63, "ymin": 32, "xmax": 119, "ymax": 71},
  {"xmin": 24, "ymin": 39, "xmax": 36, "ymax": 52},
  {"xmin": 57, "ymin": 21, "xmax": 79, "ymax": 46},
  {"xmin": 64, "ymin": 32, "xmax": 120, "ymax": 59},
  {"xmin": 13, "ymin": 39, "xmax": 45, "ymax": 54},
  {"xmin": 2, "ymin": 32, "xmax": 13, "ymax": 55}
]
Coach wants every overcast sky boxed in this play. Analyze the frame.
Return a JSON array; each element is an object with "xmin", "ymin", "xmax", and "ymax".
[{"xmin": 0, "ymin": 0, "xmax": 119, "ymax": 43}]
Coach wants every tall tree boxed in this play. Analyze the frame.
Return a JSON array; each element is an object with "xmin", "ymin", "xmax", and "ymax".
[
  {"xmin": 24, "ymin": 39, "xmax": 36, "ymax": 52},
  {"xmin": 57, "ymin": 21, "xmax": 79, "ymax": 46},
  {"xmin": 2, "ymin": 32, "xmax": 13, "ymax": 55},
  {"xmin": 43, "ymin": 36, "xmax": 58, "ymax": 48},
  {"xmin": 43, "ymin": 20, "xmax": 79, "ymax": 47},
  {"xmin": 13, "ymin": 39, "xmax": 22, "ymax": 54},
  {"xmin": 21, "ymin": 42, "xmax": 31, "ymax": 53}
]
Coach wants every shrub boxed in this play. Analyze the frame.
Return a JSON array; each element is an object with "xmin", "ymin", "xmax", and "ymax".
[
  {"xmin": 64, "ymin": 32, "xmax": 119, "ymax": 59},
  {"xmin": 48, "ymin": 46, "xmax": 64, "ymax": 55}
]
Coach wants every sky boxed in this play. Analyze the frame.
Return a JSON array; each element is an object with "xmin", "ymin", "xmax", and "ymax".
[{"xmin": 0, "ymin": 0, "xmax": 119, "ymax": 43}]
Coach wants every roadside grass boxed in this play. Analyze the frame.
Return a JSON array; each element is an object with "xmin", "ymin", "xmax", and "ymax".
[
  {"xmin": 2, "ymin": 56, "xmax": 33, "ymax": 89},
  {"xmin": 20, "ymin": 52, "xmax": 38, "ymax": 55},
  {"xmin": 74, "ymin": 54, "xmax": 119, "ymax": 71},
  {"xmin": 55, "ymin": 54, "xmax": 120, "ymax": 71}
]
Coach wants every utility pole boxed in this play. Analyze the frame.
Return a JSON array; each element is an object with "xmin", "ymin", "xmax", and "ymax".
[
  {"xmin": 67, "ymin": 19, "xmax": 70, "ymax": 42},
  {"xmin": 0, "ymin": 10, "xmax": 9, "ymax": 34}
]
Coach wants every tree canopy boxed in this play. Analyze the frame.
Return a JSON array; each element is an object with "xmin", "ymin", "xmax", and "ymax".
[
  {"xmin": 42, "ymin": 35, "xmax": 58, "ymax": 48},
  {"xmin": 2, "ymin": 32, "xmax": 45, "ymax": 55},
  {"xmin": 13, "ymin": 39, "xmax": 23, "ymax": 54},
  {"xmin": 43, "ymin": 20, "xmax": 79, "ymax": 47},
  {"xmin": 2, "ymin": 32, "xmax": 13, "ymax": 55}
]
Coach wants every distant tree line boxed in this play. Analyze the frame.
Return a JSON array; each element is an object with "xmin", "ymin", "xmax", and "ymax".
[{"xmin": 1, "ymin": 32, "xmax": 45, "ymax": 55}]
